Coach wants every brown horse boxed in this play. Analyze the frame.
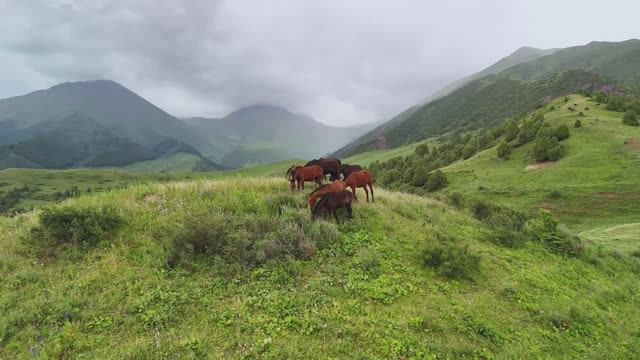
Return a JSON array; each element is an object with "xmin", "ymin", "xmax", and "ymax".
[
  {"xmin": 286, "ymin": 164, "xmax": 301, "ymax": 181},
  {"xmin": 341, "ymin": 163, "xmax": 362, "ymax": 180},
  {"xmin": 345, "ymin": 170, "xmax": 374, "ymax": 203},
  {"xmin": 290, "ymin": 165, "xmax": 323, "ymax": 192},
  {"xmin": 307, "ymin": 180, "xmax": 346, "ymax": 207},
  {"xmin": 312, "ymin": 190, "xmax": 354, "ymax": 224},
  {"xmin": 305, "ymin": 158, "xmax": 342, "ymax": 181}
]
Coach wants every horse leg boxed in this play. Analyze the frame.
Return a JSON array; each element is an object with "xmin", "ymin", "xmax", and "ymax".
[
  {"xmin": 346, "ymin": 203, "xmax": 353, "ymax": 219},
  {"xmin": 364, "ymin": 185, "xmax": 369, "ymax": 203},
  {"xmin": 350, "ymin": 185, "xmax": 358, "ymax": 202},
  {"xmin": 332, "ymin": 208, "xmax": 340, "ymax": 224},
  {"xmin": 369, "ymin": 183, "xmax": 374, "ymax": 203}
]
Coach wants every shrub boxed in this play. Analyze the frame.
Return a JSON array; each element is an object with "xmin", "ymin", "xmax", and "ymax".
[
  {"xmin": 532, "ymin": 127, "xmax": 565, "ymax": 161},
  {"xmin": 496, "ymin": 140, "xmax": 512, "ymax": 159},
  {"xmin": 425, "ymin": 170, "xmax": 448, "ymax": 192},
  {"xmin": 503, "ymin": 120, "xmax": 519, "ymax": 142},
  {"xmin": 623, "ymin": 110, "xmax": 639, "ymax": 126},
  {"xmin": 462, "ymin": 142, "xmax": 478, "ymax": 160},
  {"xmin": 547, "ymin": 190, "xmax": 562, "ymax": 199},
  {"xmin": 526, "ymin": 210, "xmax": 582, "ymax": 257},
  {"xmin": 447, "ymin": 192, "xmax": 464, "ymax": 208},
  {"xmin": 472, "ymin": 201, "xmax": 529, "ymax": 247},
  {"xmin": 380, "ymin": 169, "xmax": 401, "ymax": 186},
  {"xmin": 421, "ymin": 242, "xmax": 481, "ymax": 280},
  {"xmin": 412, "ymin": 166, "xmax": 429, "ymax": 187},
  {"xmin": 403, "ymin": 168, "xmax": 414, "ymax": 183},
  {"xmin": 555, "ymin": 125, "xmax": 570, "ymax": 141},
  {"xmin": 29, "ymin": 205, "xmax": 123, "ymax": 248},
  {"xmin": 574, "ymin": 119, "xmax": 582, "ymax": 128},
  {"xmin": 414, "ymin": 143, "xmax": 429, "ymax": 156}
]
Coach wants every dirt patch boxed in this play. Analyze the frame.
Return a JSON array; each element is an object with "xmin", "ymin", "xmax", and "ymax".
[
  {"xmin": 524, "ymin": 161, "xmax": 555, "ymax": 171},
  {"xmin": 596, "ymin": 192, "xmax": 622, "ymax": 199},
  {"xmin": 626, "ymin": 139, "xmax": 640, "ymax": 151},
  {"xmin": 375, "ymin": 135, "xmax": 388, "ymax": 150},
  {"xmin": 538, "ymin": 202, "xmax": 556, "ymax": 210}
]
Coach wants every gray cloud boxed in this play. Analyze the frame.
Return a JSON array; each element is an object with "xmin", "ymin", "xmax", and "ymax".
[{"xmin": 0, "ymin": 0, "xmax": 638, "ymax": 125}]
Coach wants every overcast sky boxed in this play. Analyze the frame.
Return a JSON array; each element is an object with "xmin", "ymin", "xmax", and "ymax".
[{"xmin": 0, "ymin": 0, "xmax": 638, "ymax": 126}]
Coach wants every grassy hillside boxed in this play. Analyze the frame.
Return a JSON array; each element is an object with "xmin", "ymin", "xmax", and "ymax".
[
  {"xmin": 340, "ymin": 70, "xmax": 613, "ymax": 157},
  {"xmin": 443, "ymin": 95, "xmax": 640, "ymax": 250},
  {"xmin": 1, "ymin": 178, "xmax": 639, "ymax": 358},
  {"xmin": 427, "ymin": 46, "xmax": 558, "ymax": 102},
  {"xmin": 501, "ymin": 39, "xmax": 640, "ymax": 92}
]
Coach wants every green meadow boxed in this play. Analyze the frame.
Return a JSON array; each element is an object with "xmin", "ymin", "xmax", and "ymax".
[
  {"xmin": 1, "ymin": 178, "xmax": 639, "ymax": 358},
  {"xmin": 443, "ymin": 95, "xmax": 640, "ymax": 252}
]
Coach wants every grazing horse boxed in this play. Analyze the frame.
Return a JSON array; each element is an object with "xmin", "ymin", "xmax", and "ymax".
[
  {"xmin": 305, "ymin": 158, "xmax": 342, "ymax": 181},
  {"xmin": 286, "ymin": 164, "xmax": 301, "ymax": 181},
  {"xmin": 341, "ymin": 163, "xmax": 362, "ymax": 180},
  {"xmin": 312, "ymin": 190, "xmax": 354, "ymax": 224},
  {"xmin": 290, "ymin": 165, "xmax": 323, "ymax": 192},
  {"xmin": 345, "ymin": 170, "xmax": 374, "ymax": 203},
  {"xmin": 307, "ymin": 180, "xmax": 346, "ymax": 207}
]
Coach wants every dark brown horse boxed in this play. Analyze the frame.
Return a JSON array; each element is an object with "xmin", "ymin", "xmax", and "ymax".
[
  {"xmin": 307, "ymin": 180, "xmax": 346, "ymax": 207},
  {"xmin": 345, "ymin": 170, "xmax": 374, "ymax": 203},
  {"xmin": 290, "ymin": 165, "xmax": 323, "ymax": 192},
  {"xmin": 305, "ymin": 158, "xmax": 342, "ymax": 181},
  {"xmin": 312, "ymin": 190, "xmax": 354, "ymax": 224},
  {"xmin": 341, "ymin": 163, "xmax": 362, "ymax": 180}
]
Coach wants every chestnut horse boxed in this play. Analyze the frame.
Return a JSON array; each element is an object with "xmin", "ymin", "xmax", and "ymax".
[
  {"xmin": 286, "ymin": 164, "xmax": 301, "ymax": 181},
  {"xmin": 312, "ymin": 190, "xmax": 354, "ymax": 224},
  {"xmin": 345, "ymin": 170, "xmax": 374, "ymax": 203},
  {"xmin": 307, "ymin": 180, "xmax": 346, "ymax": 207},
  {"xmin": 290, "ymin": 165, "xmax": 323, "ymax": 192},
  {"xmin": 341, "ymin": 163, "xmax": 362, "ymax": 180},
  {"xmin": 305, "ymin": 158, "xmax": 342, "ymax": 182}
]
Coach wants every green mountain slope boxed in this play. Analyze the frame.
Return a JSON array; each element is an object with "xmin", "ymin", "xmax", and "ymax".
[
  {"xmin": 339, "ymin": 69, "xmax": 613, "ymax": 156},
  {"xmin": 427, "ymin": 46, "xmax": 558, "ymax": 102},
  {"xmin": 184, "ymin": 105, "xmax": 374, "ymax": 167},
  {"xmin": 1, "ymin": 178, "xmax": 639, "ymax": 358},
  {"xmin": 0, "ymin": 81, "xmax": 222, "ymax": 170},
  {"xmin": 442, "ymin": 94, "xmax": 640, "ymax": 245},
  {"xmin": 500, "ymin": 39, "xmax": 640, "ymax": 92}
]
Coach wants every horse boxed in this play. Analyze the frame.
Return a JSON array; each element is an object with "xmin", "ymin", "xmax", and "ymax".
[
  {"xmin": 307, "ymin": 180, "xmax": 346, "ymax": 207},
  {"xmin": 286, "ymin": 164, "xmax": 301, "ymax": 181},
  {"xmin": 311, "ymin": 190, "xmax": 354, "ymax": 224},
  {"xmin": 345, "ymin": 170, "xmax": 374, "ymax": 203},
  {"xmin": 290, "ymin": 165, "xmax": 323, "ymax": 192},
  {"xmin": 341, "ymin": 163, "xmax": 362, "ymax": 180},
  {"xmin": 305, "ymin": 158, "xmax": 342, "ymax": 182}
]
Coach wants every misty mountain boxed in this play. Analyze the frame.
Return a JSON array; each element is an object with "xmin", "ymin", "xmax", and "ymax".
[
  {"xmin": 426, "ymin": 46, "xmax": 559, "ymax": 102},
  {"xmin": 335, "ymin": 39, "xmax": 638, "ymax": 157},
  {"xmin": 334, "ymin": 70, "xmax": 614, "ymax": 157},
  {"xmin": 183, "ymin": 105, "xmax": 375, "ymax": 168},
  {"xmin": 500, "ymin": 39, "xmax": 640, "ymax": 92},
  {"xmin": 0, "ymin": 80, "xmax": 222, "ymax": 171}
]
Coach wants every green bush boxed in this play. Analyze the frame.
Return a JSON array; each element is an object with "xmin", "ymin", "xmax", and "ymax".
[
  {"xmin": 574, "ymin": 119, "xmax": 582, "ymax": 128},
  {"xmin": 414, "ymin": 143, "xmax": 429, "ymax": 156},
  {"xmin": 555, "ymin": 125, "xmax": 570, "ymax": 141},
  {"xmin": 166, "ymin": 210, "xmax": 342, "ymax": 270},
  {"xmin": 29, "ymin": 205, "xmax": 123, "ymax": 248},
  {"xmin": 472, "ymin": 201, "xmax": 529, "ymax": 248},
  {"xmin": 447, "ymin": 192, "xmax": 464, "ymax": 208},
  {"xmin": 402, "ymin": 168, "xmax": 414, "ymax": 183},
  {"xmin": 623, "ymin": 110, "xmax": 639, "ymax": 126},
  {"xmin": 425, "ymin": 170, "xmax": 448, "ymax": 192},
  {"xmin": 532, "ymin": 127, "xmax": 565, "ymax": 161},
  {"xmin": 503, "ymin": 120, "xmax": 520, "ymax": 142},
  {"xmin": 421, "ymin": 242, "xmax": 481, "ymax": 280},
  {"xmin": 526, "ymin": 210, "xmax": 582, "ymax": 257},
  {"xmin": 412, "ymin": 166, "xmax": 429, "ymax": 187},
  {"xmin": 496, "ymin": 140, "xmax": 512, "ymax": 159},
  {"xmin": 380, "ymin": 169, "xmax": 401, "ymax": 186}
]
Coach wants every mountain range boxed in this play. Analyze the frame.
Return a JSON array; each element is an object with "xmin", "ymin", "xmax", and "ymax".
[
  {"xmin": 0, "ymin": 81, "xmax": 372, "ymax": 171},
  {"xmin": 334, "ymin": 39, "xmax": 638, "ymax": 157}
]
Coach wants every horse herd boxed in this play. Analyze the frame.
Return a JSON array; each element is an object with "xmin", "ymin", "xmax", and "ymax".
[{"xmin": 285, "ymin": 157, "xmax": 374, "ymax": 223}]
